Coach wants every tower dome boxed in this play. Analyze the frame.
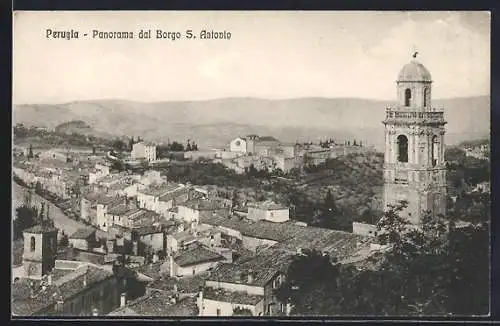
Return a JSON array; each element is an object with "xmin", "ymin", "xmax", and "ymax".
[{"xmin": 397, "ymin": 59, "xmax": 432, "ymax": 82}]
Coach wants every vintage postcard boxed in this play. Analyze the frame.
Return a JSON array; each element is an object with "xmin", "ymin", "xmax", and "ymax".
[{"xmin": 11, "ymin": 11, "xmax": 491, "ymax": 318}]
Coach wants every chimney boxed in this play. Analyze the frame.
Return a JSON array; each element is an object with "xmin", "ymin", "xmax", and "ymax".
[
  {"xmin": 120, "ymin": 292, "xmax": 127, "ymax": 307},
  {"xmin": 247, "ymin": 270, "xmax": 254, "ymax": 284}
]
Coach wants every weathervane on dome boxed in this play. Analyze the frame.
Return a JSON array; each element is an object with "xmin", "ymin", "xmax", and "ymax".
[{"xmin": 411, "ymin": 45, "xmax": 418, "ymax": 59}]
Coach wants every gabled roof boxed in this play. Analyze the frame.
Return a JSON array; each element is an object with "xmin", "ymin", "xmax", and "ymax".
[
  {"xmin": 23, "ymin": 223, "xmax": 58, "ymax": 234},
  {"xmin": 173, "ymin": 244, "xmax": 225, "ymax": 267},
  {"xmin": 205, "ymin": 249, "xmax": 292, "ymax": 287},
  {"xmin": 12, "ymin": 264, "xmax": 114, "ymax": 316},
  {"xmin": 256, "ymin": 136, "xmax": 280, "ymax": 142},
  {"xmin": 203, "ymin": 287, "xmax": 264, "ymax": 305}
]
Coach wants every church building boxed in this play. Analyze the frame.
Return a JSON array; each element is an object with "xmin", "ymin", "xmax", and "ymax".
[{"xmin": 382, "ymin": 54, "xmax": 447, "ymax": 224}]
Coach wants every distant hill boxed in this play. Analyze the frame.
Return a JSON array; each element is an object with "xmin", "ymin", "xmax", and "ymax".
[
  {"xmin": 55, "ymin": 120, "xmax": 92, "ymax": 133},
  {"xmin": 13, "ymin": 96, "xmax": 490, "ymax": 150}
]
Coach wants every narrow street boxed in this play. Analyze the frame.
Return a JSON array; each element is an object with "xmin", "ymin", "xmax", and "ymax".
[{"xmin": 13, "ymin": 182, "xmax": 112, "ymax": 239}]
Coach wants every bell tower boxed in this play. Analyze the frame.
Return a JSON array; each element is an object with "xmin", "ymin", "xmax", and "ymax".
[
  {"xmin": 22, "ymin": 221, "xmax": 58, "ymax": 280},
  {"xmin": 383, "ymin": 53, "xmax": 447, "ymax": 224}
]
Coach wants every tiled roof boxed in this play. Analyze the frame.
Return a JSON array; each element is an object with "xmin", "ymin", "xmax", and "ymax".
[
  {"xmin": 147, "ymin": 273, "xmax": 208, "ymax": 293},
  {"xmin": 171, "ymin": 231, "xmax": 197, "ymax": 243},
  {"xmin": 135, "ymin": 225, "xmax": 163, "ymax": 236},
  {"xmin": 133, "ymin": 261, "xmax": 165, "ymax": 279},
  {"xmin": 203, "ymin": 287, "xmax": 264, "ymax": 306},
  {"xmin": 96, "ymin": 196, "xmax": 124, "ymax": 206},
  {"xmin": 108, "ymin": 306, "xmax": 139, "ymax": 316},
  {"xmin": 12, "ymin": 264, "xmax": 114, "ymax": 316},
  {"xmin": 122, "ymin": 207, "xmax": 143, "ymax": 217},
  {"xmin": 107, "ymin": 204, "xmax": 135, "ymax": 216},
  {"xmin": 180, "ymin": 198, "xmax": 230, "ymax": 211},
  {"xmin": 129, "ymin": 210, "xmax": 160, "ymax": 222},
  {"xmin": 140, "ymin": 183, "xmax": 182, "ymax": 197},
  {"xmin": 82, "ymin": 192, "xmax": 107, "ymax": 202},
  {"xmin": 112, "ymin": 291, "xmax": 197, "ymax": 316},
  {"xmin": 69, "ymin": 227, "xmax": 96, "ymax": 239},
  {"xmin": 206, "ymin": 249, "xmax": 293, "ymax": 287},
  {"xmin": 200, "ymin": 213, "xmax": 369, "ymax": 260},
  {"xmin": 247, "ymin": 201, "xmax": 288, "ymax": 211},
  {"xmin": 173, "ymin": 244, "xmax": 225, "ymax": 267},
  {"xmin": 23, "ymin": 223, "xmax": 58, "ymax": 234},
  {"xmin": 256, "ymin": 136, "xmax": 280, "ymax": 143},
  {"xmin": 158, "ymin": 187, "xmax": 190, "ymax": 203}
]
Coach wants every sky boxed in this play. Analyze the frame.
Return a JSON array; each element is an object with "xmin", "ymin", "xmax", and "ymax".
[{"xmin": 13, "ymin": 11, "xmax": 490, "ymax": 104}]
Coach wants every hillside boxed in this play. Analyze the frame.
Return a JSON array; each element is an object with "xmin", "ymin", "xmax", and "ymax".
[{"xmin": 13, "ymin": 96, "xmax": 490, "ymax": 150}]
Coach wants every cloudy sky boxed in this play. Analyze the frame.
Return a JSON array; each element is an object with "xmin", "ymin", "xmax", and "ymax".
[{"xmin": 13, "ymin": 11, "xmax": 490, "ymax": 104}]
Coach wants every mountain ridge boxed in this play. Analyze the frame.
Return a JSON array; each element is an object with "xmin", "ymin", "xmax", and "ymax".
[{"xmin": 13, "ymin": 96, "xmax": 490, "ymax": 150}]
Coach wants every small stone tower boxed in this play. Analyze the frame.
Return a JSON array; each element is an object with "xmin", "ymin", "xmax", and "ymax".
[
  {"xmin": 382, "ymin": 53, "xmax": 447, "ymax": 224},
  {"xmin": 22, "ymin": 223, "xmax": 58, "ymax": 279}
]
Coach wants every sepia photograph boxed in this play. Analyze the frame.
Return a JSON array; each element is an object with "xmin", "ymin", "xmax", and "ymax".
[{"xmin": 11, "ymin": 11, "xmax": 491, "ymax": 318}]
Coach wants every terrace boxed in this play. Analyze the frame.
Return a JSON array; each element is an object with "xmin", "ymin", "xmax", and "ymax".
[{"xmin": 384, "ymin": 106, "xmax": 446, "ymax": 125}]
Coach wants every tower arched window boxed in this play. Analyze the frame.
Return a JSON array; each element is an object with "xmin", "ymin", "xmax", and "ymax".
[
  {"xmin": 397, "ymin": 135, "xmax": 409, "ymax": 163},
  {"xmin": 431, "ymin": 135, "xmax": 439, "ymax": 167},
  {"xmin": 423, "ymin": 87, "xmax": 428, "ymax": 107},
  {"xmin": 404, "ymin": 89, "xmax": 411, "ymax": 107},
  {"xmin": 30, "ymin": 236, "xmax": 36, "ymax": 252}
]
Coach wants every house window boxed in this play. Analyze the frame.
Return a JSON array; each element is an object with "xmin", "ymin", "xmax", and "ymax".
[
  {"xmin": 404, "ymin": 88, "xmax": 411, "ymax": 106},
  {"xmin": 423, "ymin": 87, "xmax": 429, "ymax": 107},
  {"xmin": 30, "ymin": 236, "xmax": 36, "ymax": 252},
  {"xmin": 397, "ymin": 135, "xmax": 408, "ymax": 163}
]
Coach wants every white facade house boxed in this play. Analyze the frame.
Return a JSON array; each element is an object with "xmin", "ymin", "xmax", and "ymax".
[
  {"xmin": 88, "ymin": 164, "xmax": 111, "ymax": 184},
  {"xmin": 131, "ymin": 142, "xmax": 157, "ymax": 162},
  {"xmin": 230, "ymin": 137, "xmax": 248, "ymax": 153},
  {"xmin": 247, "ymin": 202, "xmax": 290, "ymax": 223}
]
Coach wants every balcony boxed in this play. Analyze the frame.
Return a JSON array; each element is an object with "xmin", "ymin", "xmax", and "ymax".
[{"xmin": 383, "ymin": 107, "xmax": 446, "ymax": 125}]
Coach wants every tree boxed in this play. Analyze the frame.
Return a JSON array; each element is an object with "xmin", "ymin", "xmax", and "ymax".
[
  {"xmin": 374, "ymin": 199, "xmax": 489, "ymax": 316},
  {"xmin": 232, "ymin": 307, "xmax": 253, "ymax": 316},
  {"xmin": 186, "ymin": 140, "xmax": 192, "ymax": 152},
  {"xmin": 112, "ymin": 138, "xmax": 126, "ymax": 152},
  {"xmin": 275, "ymin": 249, "xmax": 341, "ymax": 315},
  {"xmin": 59, "ymin": 232, "xmax": 69, "ymax": 247},
  {"xmin": 13, "ymin": 205, "xmax": 38, "ymax": 240},
  {"xmin": 170, "ymin": 141, "xmax": 184, "ymax": 152},
  {"xmin": 27, "ymin": 144, "xmax": 34, "ymax": 159},
  {"xmin": 129, "ymin": 136, "xmax": 135, "ymax": 151},
  {"xmin": 111, "ymin": 160, "xmax": 126, "ymax": 172}
]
